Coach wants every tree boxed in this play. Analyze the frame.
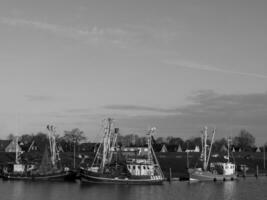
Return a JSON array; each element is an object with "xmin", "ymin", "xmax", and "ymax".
[
  {"xmin": 167, "ymin": 137, "xmax": 184, "ymax": 146},
  {"xmin": 63, "ymin": 128, "xmax": 86, "ymax": 143},
  {"xmin": 63, "ymin": 128, "xmax": 86, "ymax": 152},
  {"xmin": 233, "ymin": 129, "xmax": 255, "ymax": 151},
  {"xmin": 7, "ymin": 133, "xmax": 15, "ymax": 140},
  {"xmin": 20, "ymin": 134, "xmax": 34, "ymax": 145},
  {"xmin": 213, "ymin": 138, "xmax": 228, "ymax": 153},
  {"xmin": 33, "ymin": 132, "xmax": 49, "ymax": 152},
  {"xmin": 155, "ymin": 137, "xmax": 164, "ymax": 144}
]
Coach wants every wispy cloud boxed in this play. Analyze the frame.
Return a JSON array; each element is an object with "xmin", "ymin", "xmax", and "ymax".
[
  {"xmin": 25, "ymin": 95, "xmax": 54, "ymax": 102},
  {"xmin": 0, "ymin": 17, "xmax": 134, "ymax": 48},
  {"xmin": 163, "ymin": 60, "xmax": 267, "ymax": 79},
  {"xmin": 104, "ymin": 104, "xmax": 178, "ymax": 113},
  {"xmin": 0, "ymin": 17, "xmax": 179, "ymax": 49}
]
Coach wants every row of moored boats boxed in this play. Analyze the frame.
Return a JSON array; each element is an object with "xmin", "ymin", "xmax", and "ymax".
[{"xmin": 0, "ymin": 119, "xmax": 237, "ymax": 184}]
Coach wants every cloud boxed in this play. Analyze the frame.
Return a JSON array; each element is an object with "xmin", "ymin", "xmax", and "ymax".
[
  {"xmin": 0, "ymin": 17, "xmax": 134, "ymax": 48},
  {"xmin": 163, "ymin": 60, "xmax": 267, "ymax": 79},
  {"xmin": 0, "ymin": 17, "xmax": 179, "ymax": 49},
  {"xmin": 104, "ymin": 104, "xmax": 178, "ymax": 113},
  {"xmin": 25, "ymin": 95, "xmax": 54, "ymax": 102},
  {"xmin": 113, "ymin": 91, "xmax": 267, "ymax": 144}
]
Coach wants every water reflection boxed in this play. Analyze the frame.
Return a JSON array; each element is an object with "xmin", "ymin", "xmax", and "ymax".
[{"xmin": 1, "ymin": 178, "xmax": 267, "ymax": 200}]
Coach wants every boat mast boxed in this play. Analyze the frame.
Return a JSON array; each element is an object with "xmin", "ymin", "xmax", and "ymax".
[
  {"xmin": 206, "ymin": 128, "xmax": 215, "ymax": 167},
  {"xmin": 101, "ymin": 118, "xmax": 113, "ymax": 172},
  {"xmin": 203, "ymin": 126, "xmax": 208, "ymax": 171},
  {"xmin": 47, "ymin": 125, "xmax": 57, "ymax": 166},
  {"xmin": 147, "ymin": 127, "xmax": 155, "ymax": 164},
  {"xmin": 109, "ymin": 127, "xmax": 118, "ymax": 163},
  {"xmin": 148, "ymin": 127, "xmax": 164, "ymax": 178},
  {"xmin": 15, "ymin": 136, "xmax": 20, "ymax": 164},
  {"xmin": 227, "ymin": 137, "xmax": 231, "ymax": 163}
]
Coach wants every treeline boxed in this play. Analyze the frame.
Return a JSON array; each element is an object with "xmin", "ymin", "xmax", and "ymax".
[
  {"xmin": 118, "ymin": 129, "xmax": 264, "ymax": 152},
  {"xmin": 6, "ymin": 128, "xmax": 86, "ymax": 152},
  {"xmin": 5, "ymin": 128, "xmax": 265, "ymax": 153}
]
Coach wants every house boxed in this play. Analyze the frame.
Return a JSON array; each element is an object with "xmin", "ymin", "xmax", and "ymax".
[
  {"xmin": 0, "ymin": 140, "xmax": 11, "ymax": 152},
  {"xmin": 160, "ymin": 144, "xmax": 168, "ymax": 153},
  {"xmin": 122, "ymin": 147, "xmax": 149, "ymax": 156},
  {"xmin": 4, "ymin": 139, "xmax": 22, "ymax": 153},
  {"xmin": 177, "ymin": 145, "xmax": 182, "ymax": 152},
  {"xmin": 21, "ymin": 140, "xmax": 39, "ymax": 152},
  {"xmin": 79, "ymin": 142, "xmax": 100, "ymax": 152},
  {"xmin": 220, "ymin": 145, "xmax": 227, "ymax": 152},
  {"xmin": 185, "ymin": 145, "xmax": 200, "ymax": 153}
]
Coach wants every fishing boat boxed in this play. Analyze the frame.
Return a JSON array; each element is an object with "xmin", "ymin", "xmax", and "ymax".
[
  {"xmin": 80, "ymin": 118, "xmax": 164, "ymax": 184},
  {"xmin": 1, "ymin": 125, "xmax": 76, "ymax": 181},
  {"xmin": 188, "ymin": 127, "xmax": 237, "ymax": 182}
]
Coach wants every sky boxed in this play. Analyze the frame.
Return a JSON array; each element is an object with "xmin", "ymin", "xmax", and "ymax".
[{"xmin": 0, "ymin": 0, "xmax": 267, "ymax": 145}]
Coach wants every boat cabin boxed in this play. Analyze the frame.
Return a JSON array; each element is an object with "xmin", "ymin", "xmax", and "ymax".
[
  {"xmin": 210, "ymin": 162, "xmax": 235, "ymax": 175},
  {"xmin": 127, "ymin": 164, "xmax": 155, "ymax": 176}
]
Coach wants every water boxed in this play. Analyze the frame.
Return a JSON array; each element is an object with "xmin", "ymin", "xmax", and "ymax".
[{"xmin": 1, "ymin": 177, "xmax": 267, "ymax": 200}]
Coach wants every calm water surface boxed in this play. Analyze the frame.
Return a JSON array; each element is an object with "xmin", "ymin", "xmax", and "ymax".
[{"xmin": 1, "ymin": 177, "xmax": 267, "ymax": 200}]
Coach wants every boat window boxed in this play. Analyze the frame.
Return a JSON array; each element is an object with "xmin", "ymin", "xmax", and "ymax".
[
  {"xmin": 138, "ymin": 166, "xmax": 141, "ymax": 169},
  {"xmin": 133, "ymin": 166, "xmax": 135, "ymax": 170},
  {"xmin": 143, "ymin": 166, "xmax": 146, "ymax": 170}
]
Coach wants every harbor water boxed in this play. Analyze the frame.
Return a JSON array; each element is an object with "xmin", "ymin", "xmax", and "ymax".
[{"xmin": 1, "ymin": 177, "xmax": 267, "ymax": 200}]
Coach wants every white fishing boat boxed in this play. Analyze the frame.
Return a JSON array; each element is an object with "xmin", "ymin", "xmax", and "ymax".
[{"xmin": 188, "ymin": 127, "xmax": 237, "ymax": 182}]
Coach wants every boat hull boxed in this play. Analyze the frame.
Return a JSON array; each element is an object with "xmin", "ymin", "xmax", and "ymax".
[
  {"xmin": 1, "ymin": 171, "xmax": 76, "ymax": 181},
  {"xmin": 189, "ymin": 170, "xmax": 237, "ymax": 182},
  {"xmin": 80, "ymin": 171, "xmax": 163, "ymax": 185}
]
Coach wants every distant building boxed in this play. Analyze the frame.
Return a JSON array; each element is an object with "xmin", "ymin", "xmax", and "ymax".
[
  {"xmin": 177, "ymin": 145, "xmax": 182, "ymax": 152},
  {"xmin": 160, "ymin": 144, "xmax": 168, "ymax": 153},
  {"xmin": 79, "ymin": 142, "xmax": 99, "ymax": 152},
  {"xmin": 185, "ymin": 145, "xmax": 200, "ymax": 153},
  {"xmin": 122, "ymin": 147, "xmax": 148, "ymax": 156},
  {"xmin": 4, "ymin": 139, "xmax": 22, "ymax": 153},
  {"xmin": 25, "ymin": 140, "xmax": 39, "ymax": 152},
  {"xmin": 220, "ymin": 145, "xmax": 227, "ymax": 152},
  {"xmin": 0, "ymin": 140, "xmax": 11, "ymax": 152}
]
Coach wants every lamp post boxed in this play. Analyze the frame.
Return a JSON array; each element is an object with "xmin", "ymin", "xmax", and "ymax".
[
  {"xmin": 73, "ymin": 138, "xmax": 76, "ymax": 169},
  {"xmin": 264, "ymin": 144, "xmax": 266, "ymax": 170}
]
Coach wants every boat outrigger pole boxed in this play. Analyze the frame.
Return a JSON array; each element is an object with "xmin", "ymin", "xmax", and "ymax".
[
  {"xmin": 47, "ymin": 125, "xmax": 57, "ymax": 167},
  {"xmin": 100, "ymin": 118, "xmax": 113, "ymax": 173},
  {"xmin": 206, "ymin": 128, "xmax": 215, "ymax": 168},
  {"xmin": 203, "ymin": 127, "xmax": 208, "ymax": 171},
  {"xmin": 202, "ymin": 127, "xmax": 215, "ymax": 171}
]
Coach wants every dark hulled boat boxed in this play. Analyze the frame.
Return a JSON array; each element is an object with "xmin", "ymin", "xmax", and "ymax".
[
  {"xmin": 1, "ymin": 125, "xmax": 76, "ymax": 181},
  {"xmin": 80, "ymin": 118, "xmax": 164, "ymax": 184}
]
